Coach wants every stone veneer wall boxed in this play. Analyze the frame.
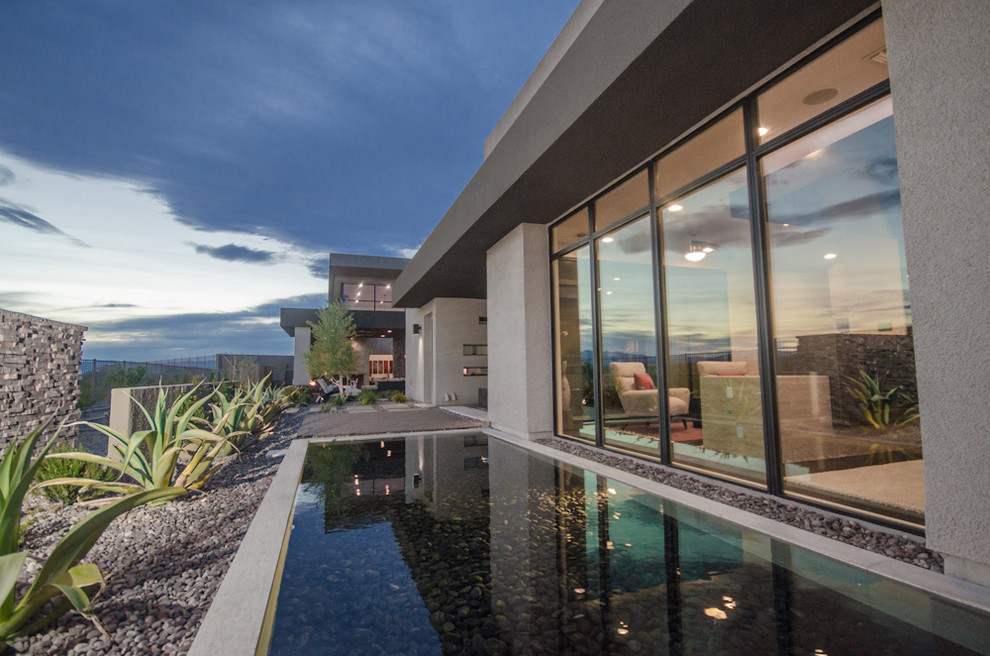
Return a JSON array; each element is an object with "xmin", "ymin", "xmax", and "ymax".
[{"xmin": 0, "ymin": 308, "xmax": 86, "ymax": 450}]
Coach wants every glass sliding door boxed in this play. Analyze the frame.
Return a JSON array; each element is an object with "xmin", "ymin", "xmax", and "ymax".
[
  {"xmin": 660, "ymin": 170, "xmax": 766, "ymax": 486},
  {"xmin": 553, "ymin": 245, "xmax": 596, "ymax": 442},
  {"xmin": 763, "ymin": 97, "xmax": 922, "ymax": 522},
  {"xmin": 597, "ymin": 215, "xmax": 661, "ymax": 457}
]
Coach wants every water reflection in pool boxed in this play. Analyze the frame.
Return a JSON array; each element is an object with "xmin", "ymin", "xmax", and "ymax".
[{"xmin": 265, "ymin": 434, "xmax": 989, "ymax": 655}]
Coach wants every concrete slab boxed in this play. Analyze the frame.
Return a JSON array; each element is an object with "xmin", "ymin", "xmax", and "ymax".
[{"xmin": 297, "ymin": 405, "xmax": 484, "ymax": 437}]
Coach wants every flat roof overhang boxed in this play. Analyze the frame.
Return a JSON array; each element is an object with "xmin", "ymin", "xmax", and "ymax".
[
  {"xmin": 280, "ymin": 307, "xmax": 404, "ymax": 338},
  {"xmin": 393, "ymin": 0, "xmax": 875, "ymax": 309},
  {"xmin": 328, "ymin": 252, "xmax": 410, "ymax": 281}
]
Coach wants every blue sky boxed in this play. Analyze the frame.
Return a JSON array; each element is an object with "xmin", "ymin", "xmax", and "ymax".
[{"xmin": 0, "ymin": 0, "xmax": 579, "ymax": 360}]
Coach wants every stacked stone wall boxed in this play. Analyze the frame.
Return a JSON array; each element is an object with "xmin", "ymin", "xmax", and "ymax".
[{"xmin": 0, "ymin": 308, "xmax": 86, "ymax": 450}]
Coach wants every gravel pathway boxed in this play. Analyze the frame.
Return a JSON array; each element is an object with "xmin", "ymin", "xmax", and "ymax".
[
  {"xmin": 8, "ymin": 409, "xmax": 309, "ymax": 656},
  {"xmin": 534, "ymin": 436, "xmax": 943, "ymax": 572}
]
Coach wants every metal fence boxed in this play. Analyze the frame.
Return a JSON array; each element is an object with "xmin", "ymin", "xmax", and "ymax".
[{"xmin": 78, "ymin": 358, "xmax": 218, "ymax": 410}]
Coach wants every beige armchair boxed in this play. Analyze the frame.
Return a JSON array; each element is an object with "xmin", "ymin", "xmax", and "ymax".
[{"xmin": 609, "ymin": 362, "xmax": 690, "ymax": 422}]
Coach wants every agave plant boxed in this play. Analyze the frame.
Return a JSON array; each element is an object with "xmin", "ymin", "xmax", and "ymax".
[
  {"xmin": 207, "ymin": 376, "xmax": 293, "ymax": 455},
  {"xmin": 844, "ymin": 370, "xmax": 920, "ymax": 430},
  {"xmin": 0, "ymin": 413, "xmax": 185, "ymax": 644},
  {"xmin": 43, "ymin": 384, "xmax": 229, "ymax": 495},
  {"xmin": 1, "ymin": 416, "xmax": 60, "ymax": 562}
]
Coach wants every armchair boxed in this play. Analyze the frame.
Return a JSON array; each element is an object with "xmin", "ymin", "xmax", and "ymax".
[{"xmin": 609, "ymin": 362, "xmax": 690, "ymax": 426}]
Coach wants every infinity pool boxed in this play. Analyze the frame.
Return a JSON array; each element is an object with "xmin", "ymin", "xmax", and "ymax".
[{"xmin": 263, "ymin": 434, "xmax": 990, "ymax": 655}]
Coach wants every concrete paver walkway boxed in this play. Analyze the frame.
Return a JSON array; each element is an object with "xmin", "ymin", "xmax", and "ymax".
[{"xmin": 296, "ymin": 403, "xmax": 485, "ymax": 437}]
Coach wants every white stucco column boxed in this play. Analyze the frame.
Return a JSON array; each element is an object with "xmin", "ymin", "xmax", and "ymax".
[
  {"xmin": 292, "ymin": 327, "xmax": 310, "ymax": 386},
  {"xmin": 487, "ymin": 223, "xmax": 553, "ymax": 439},
  {"xmin": 885, "ymin": 0, "xmax": 990, "ymax": 584}
]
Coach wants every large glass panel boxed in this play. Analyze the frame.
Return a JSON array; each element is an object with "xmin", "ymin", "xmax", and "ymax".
[
  {"xmin": 553, "ymin": 246, "xmax": 596, "ymax": 442},
  {"xmin": 551, "ymin": 207, "xmax": 590, "ymax": 253},
  {"xmin": 654, "ymin": 109, "xmax": 745, "ymax": 199},
  {"xmin": 757, "ymin": 18, "xmax": 888, "ymax": 144},
  {"xmin": 661, "ymin": 168, "xmax": 766, "ymax": 486},
  {"xmin": 764, "ymin": 96, "xmax": 922, "ymax": 524},
  {"xmin": 597, "ymin": 216, "xmax": 661, "ymax": 458},
  {"xmin": 594, "ymin": 170, "xmax": 649, "ymax": 231}
]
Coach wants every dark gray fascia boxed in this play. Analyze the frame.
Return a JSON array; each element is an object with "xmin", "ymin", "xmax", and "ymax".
[{"xmin": 278, "ymin": 307, "xmax": 320, "ymax": 337}]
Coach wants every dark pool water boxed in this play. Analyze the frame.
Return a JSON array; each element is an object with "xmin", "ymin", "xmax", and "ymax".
[{"xmin": 265, "ymin": 434, "xmax": 990, "ymax": 655}]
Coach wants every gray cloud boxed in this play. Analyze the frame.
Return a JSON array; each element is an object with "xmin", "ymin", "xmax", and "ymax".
[
  {"xmin": 0, "ymin": 166, "xmax": 14, "ymax": 186},
  {"xmin": 0, "ymin": 198, "xmax": 89, "ymax": 247},
  {"xmin": 306, "ymin": 256, "xmax": 327, "ymax": 278},
  {"xmin": 189, "ymin": 242, "xmax": 277, "ymax": 264}
]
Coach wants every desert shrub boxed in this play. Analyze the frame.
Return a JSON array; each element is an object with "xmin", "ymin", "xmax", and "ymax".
[
  {"xmin": 389, "ymin": 392, "xmax": 409, "ymax": 403},
  {"xmin": 35, "ymin": 443, "xmax": 116, "ymax": 505},
  {"xmin": 357, "ymin": 389, "xmax": 377, "ymax": 406}
]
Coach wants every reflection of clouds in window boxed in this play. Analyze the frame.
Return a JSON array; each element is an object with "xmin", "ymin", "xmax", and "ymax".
[{"xmin": 767, "ymin": 100, "xmax": 910, "ymax": 339}]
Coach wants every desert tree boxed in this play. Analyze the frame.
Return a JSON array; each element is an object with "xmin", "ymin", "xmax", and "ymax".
[{"xmin": 304, "ymin": 301, "xmax": 359, "ymax": 399}]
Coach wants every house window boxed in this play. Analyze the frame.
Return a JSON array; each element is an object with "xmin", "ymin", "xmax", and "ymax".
[
  {"xmin": 340, "ymin": 283, "xmax": 396, "ymax": 311},
  {"xmin": 369, "ymin": 355, "xmax": 393, "ymax": 380},
  {"xmin": 462, "ymin": 344, "xmax": 487, "ymax": 356},
  {"xmin": 462, "ymin": 367, "xmax": 487, "ymax": 377},
  {"xmin": 548, "ymin": 16, "xmax": 921, "ymax": 526}
]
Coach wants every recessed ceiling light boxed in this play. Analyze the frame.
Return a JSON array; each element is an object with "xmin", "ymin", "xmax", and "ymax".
[
  {"xmin": 702, "ymin": 246, "xmax": 714, "ymax": 253},
  {"xmin": 757, "ymin": 127, "xmax": 769, "ymax": 137},
  {"xmin": 606, "ymin": 290, "xmax": 613, "ymax": 295},
  {"xmin": 612, "ymin": 277, "xmax": 621, "ymax": 281},
  {"xmin": 824, "ymin": 253, "xmax": 837, "ymax": 260},
  {"xmin": 668, "ymin": 204, "xmax": 684, "ymax": 212},
  {"xmin": 684, "ymin": 251, "xmax": 706, "ymax": 262},
  {"xmin": 601, "ymin": 236, "xmax": 614, "ymax": 243}
]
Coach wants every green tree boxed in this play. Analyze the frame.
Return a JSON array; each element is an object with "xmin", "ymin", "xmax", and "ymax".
[{"xmin": 304, "ymin": 302, "xmax": 359, "ymax": 399}]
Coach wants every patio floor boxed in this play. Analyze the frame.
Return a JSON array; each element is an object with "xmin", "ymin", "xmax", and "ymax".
[{"xmin": 296, "ymin": 403, "xmax": 486, "ymax": 437}]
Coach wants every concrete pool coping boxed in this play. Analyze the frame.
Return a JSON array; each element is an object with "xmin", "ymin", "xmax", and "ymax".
[{"xmin": 189, "ymin": 427, "xmax": 990, "ymax": 656}]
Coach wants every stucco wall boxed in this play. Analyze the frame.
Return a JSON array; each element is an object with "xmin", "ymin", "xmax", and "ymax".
[
  {"xmin": 884, "ymin": 0, "xmax": 990, "ymax": 580},
  {"xmin": 292, "ymin": 327, "xmax": 310, "ymax": 385},
  {"xmin": 404, "ymin": 299, "xmax": 488, "ymax": 405},
  {"xmin": 0, "ymin": 308, "xmax": 85, "ymax": 449},
  {"xmin": 487, "ymin": 224, "xmax": 553, "ymax": 439}
]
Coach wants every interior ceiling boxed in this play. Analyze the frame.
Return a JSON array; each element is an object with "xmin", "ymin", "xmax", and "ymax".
[{"xmin": 396, "ymin": 0, "xmax": 875, "ymax": 308}]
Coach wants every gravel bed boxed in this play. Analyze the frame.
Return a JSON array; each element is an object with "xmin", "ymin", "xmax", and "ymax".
[
  {"xmin": 535, "ymin": 436, "xmax": 943, "ymax": 572},
  {"xmin": 7, "ymin": 409, "xmax": 310, "ymax": 656}
]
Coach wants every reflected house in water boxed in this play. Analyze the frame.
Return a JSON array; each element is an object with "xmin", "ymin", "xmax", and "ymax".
[
  {"xmin": 270, "ymin": 436, "xmax": 990, "ymax": 655},
  {"xmin": 391, "ymin": 1, "xmax": 990, "ymax": 589}
]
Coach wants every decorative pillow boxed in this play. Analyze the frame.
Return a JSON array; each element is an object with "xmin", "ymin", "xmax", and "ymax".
[{"xmin": 633, "ymin": 373, "xmax": 655, "ymax": 390}]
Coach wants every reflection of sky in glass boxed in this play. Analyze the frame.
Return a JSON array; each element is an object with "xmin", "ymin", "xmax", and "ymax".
[
  {"xmin": 765, "ymin": 100, "xmax": 908, "ymax": 341},
  {"xmin": 662, "ymin": 169, "xmax": 760, "ymax": 355},
  {"xmin": 598, "ymin": 216, "xmax": 656, "ymax": 357}
]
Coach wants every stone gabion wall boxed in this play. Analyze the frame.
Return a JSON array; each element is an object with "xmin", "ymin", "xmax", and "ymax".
[{"xmin": 0, "ymin": 308, "xmax": 86, "ymax": 451}]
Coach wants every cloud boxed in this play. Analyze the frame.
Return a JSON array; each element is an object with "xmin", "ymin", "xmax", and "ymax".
[
  {"xmin": 306, "ymin": 256, "xmax": 327, "ymax": 278},
  {"xmin": 0, "ymin": 198, "xmax": 89, "ymax": 247},
  {"xmin": 189, "ymin": 242, "xmax": 277, "ymax": 263},
  {"xmin": 0, "ymin": 166, "xmax": 13, "ymax": 186},
  {"xmin": 772, "ymin": 189, "xmax": 902, "ymax": 227},
  {"xmin": 386, "ymin": 244, "xmax": 419, "ymax": 259}
]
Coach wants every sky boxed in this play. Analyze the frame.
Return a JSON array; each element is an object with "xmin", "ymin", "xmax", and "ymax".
[{"xmin": 0, "ymin": 0, "xmax": 580, "ymax": 361}]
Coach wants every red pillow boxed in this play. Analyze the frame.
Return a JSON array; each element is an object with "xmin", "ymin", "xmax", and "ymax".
[
  {"xmin": 716, "ymin": 373, "xmax": 746, "ymax": 376},
  {"xmin": 633, "ymin": 373, "xmax": 655, "ymax": 390}
]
